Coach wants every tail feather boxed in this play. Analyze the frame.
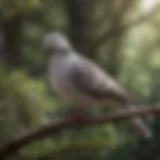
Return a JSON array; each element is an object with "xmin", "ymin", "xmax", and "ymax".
[
  {"xmin": 129, "ymin": 105, "xmax": 152, "ymax": 139},
  {"xmin": 130, "ymin": 117, "xmax": 152, "ymax": 138}
]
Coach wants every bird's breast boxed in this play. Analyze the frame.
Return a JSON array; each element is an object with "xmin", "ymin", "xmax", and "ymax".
[
  {"xmin": 47, "ymin": 57, "xmax": 75, "ymax": 102},
  {"xmin": 47, "ymin": 55, "xmax": 98, "ymax": 106}
]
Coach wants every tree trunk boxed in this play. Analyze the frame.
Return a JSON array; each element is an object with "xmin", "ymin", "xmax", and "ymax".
[
  {"xmin": 2, "ymin": 13, "xmax": 24, "ymax": 67},
  {"xmin": 66, "ymin": 0, "xmax": 94, "ymax": 58}
]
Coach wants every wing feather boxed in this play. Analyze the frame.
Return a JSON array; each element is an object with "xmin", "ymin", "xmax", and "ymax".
[{"xmin": 69, "ymin": 59, "xmax": 130, "ymax": 103}]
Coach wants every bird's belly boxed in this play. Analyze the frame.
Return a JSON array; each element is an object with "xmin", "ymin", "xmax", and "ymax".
[
  {"xmin": 55, "ymin": 81, "xmax": 95, "ymax": 105},
  {"xmin": 49, "ymin": 73, "xmax": 96, "ymax": 106}
]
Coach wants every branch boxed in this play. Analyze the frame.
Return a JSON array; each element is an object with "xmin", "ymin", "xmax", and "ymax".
[
  {"xmin": 0, "ymin": 105, "xmax": 159, "ymax": 159},
  {"xmin": 90, "ymin": 5, "xmax": 160, "ymax": 53},
  {"xmin": 93, "ymin": 0, "xmax": 133, "ymax": 28}
]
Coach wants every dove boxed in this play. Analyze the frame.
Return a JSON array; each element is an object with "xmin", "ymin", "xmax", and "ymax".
[{"xmin": 43, "ymin": 32, "xmax": 152, "ymax": 138}]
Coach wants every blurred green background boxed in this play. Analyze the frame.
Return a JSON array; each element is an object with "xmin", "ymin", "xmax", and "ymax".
[{"xmin": 0, "ymin": 0, "xmax": 160, "ymax": 159}]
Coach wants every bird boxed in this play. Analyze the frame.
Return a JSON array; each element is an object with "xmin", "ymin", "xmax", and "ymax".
[{"xmin": 43, "ymin": 32, "xmax": 152, "ymax": 139}]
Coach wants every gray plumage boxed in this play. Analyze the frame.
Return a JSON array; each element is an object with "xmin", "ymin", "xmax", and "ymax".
[{"xmin": 43, "ymin": 32, "xmax": 152, "ymax": 138}]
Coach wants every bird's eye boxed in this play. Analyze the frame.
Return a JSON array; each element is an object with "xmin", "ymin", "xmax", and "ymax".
[
  {"xmin": 43, "ymin": 47, "xmax": 69, "ymax": 55},
  {"xmin": 59, "ymin": 48, "xmax": 68, "ymax": 53}
]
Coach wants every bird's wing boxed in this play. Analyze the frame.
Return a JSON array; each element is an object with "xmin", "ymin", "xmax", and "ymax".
[
  {"xmin": 69, "ymin": 55, "xmax": 151, "ymax": 138},
  {"xmin": 69, "ymin": 59, "xmax": 130, "ymax": 103}
]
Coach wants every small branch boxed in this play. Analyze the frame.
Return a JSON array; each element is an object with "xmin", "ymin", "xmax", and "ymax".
[{"xmin": 0, "ymin": 105, "xmax": 159, "ymax": 159}]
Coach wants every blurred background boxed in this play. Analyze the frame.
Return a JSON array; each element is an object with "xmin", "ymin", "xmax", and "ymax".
[{"xmin": 0, "ymin": 0, "xmax": 160, "ymax": 159}]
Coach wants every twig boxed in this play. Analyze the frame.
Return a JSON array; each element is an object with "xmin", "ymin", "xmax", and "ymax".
[{"xmin": 0, "ymin": 105, "xmax": 159, "ymax": 159}]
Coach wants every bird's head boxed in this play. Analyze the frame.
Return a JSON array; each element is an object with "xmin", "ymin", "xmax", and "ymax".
[{"xmin": 43, "ymin": 32, "xmax": 72, "ymax": 56}]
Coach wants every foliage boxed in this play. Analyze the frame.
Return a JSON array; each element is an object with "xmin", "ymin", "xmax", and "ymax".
[
  {"xmin": 0, "ymin": 66, "xmax": 58, "ymax": 144},
  {"xmin": 0, "ymin": 0, "xmax": 39, "ymax": 19}
]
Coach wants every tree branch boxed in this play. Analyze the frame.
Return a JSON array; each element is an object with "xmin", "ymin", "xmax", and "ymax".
[
  {"xmin": 0, "ymin": 104, "xmax": 159, "ymax": 159},
  {"xmin": 90, "ymin": 5, "xmax": 160, "ymax": 53}
]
